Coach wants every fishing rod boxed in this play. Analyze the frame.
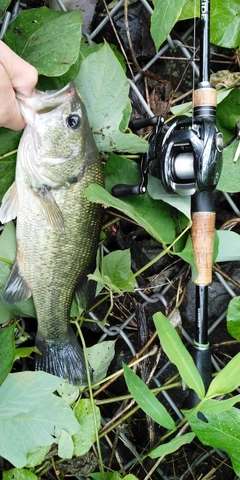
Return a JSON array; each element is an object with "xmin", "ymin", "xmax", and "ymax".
[{"xmin": 112, "ymin": 0, "xmax": 225, "ymax": 404}]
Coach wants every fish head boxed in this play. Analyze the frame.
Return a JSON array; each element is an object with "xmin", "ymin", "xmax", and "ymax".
[{"xmin": 17, "ymin": 82, "xmax": 99, "ymax": 188}]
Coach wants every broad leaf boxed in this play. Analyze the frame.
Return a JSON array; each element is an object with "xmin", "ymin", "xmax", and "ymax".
[
  {"xmin": 0, "ymin": 322, "xmax": 15, "ymax": 386},
  {"xmin": 87, "ymin": 340, "xmax": 116, "ymax": 384},
  {"xmin": 153, "ymin": 312, "xmax": 205, "ymax": 399},
  {"xmin": 211, "ymin": 0, "xmax": 240, "ymax": 48},
  {"xmin": 3, "ymin": 468, "xmax": 38, "ymax": 480},
  {"xmin": 227, "ymin": 296, "xmax": 240, "ymax": 340},
  {"xmin": 0, "ymin": 371, "xmax": 80, "ymax": 468},
  {"xmin": 86, "ymin": 183, "xmax": 176, "ymax": 246},
  {"xmin": 0, "ymin": 129, "xmax": 21, "ymax": 202},
  {"xmin": 0, "ymin": 0, "xmax": 12, "ymax": 20},
  {"xmin": 73, "ymin": 399, "xmax": 101, "ymax": 456},
  {"xmin": 26, "ymin": 446, "xmax": 51, "ymax": 468},
  {"xmin": 150, "ymin": 0, "xmax": 182, "ymax": 51},
  {"xmin": 86, "ymin": 154, "xmax": 176, "ymax": 245},
  {"xmin": 149, "ymin": 432, "xmax": 195, "ymax": 459},
  {"xmin": 215, "ymin": 231, "xmax": 240, "ymax": 262},
  {"xmin": 4, "ymin": 7, "xmax": 82, "ymax": 76},
  {"xmin": 58, "ymin": 430, "xmax": 74, "ymax": 459},
  {"xmin": 0, "ymin": 222, "xmax": 36, "ymax": 322},
  {"xmin": 206, "ymin": 352, "xmax": 240, "ymax": 398},
  {"xmin": 148, "ymin": 175, "xmax": 191, "ymax": 220},
  {"xmin": 123, "ymin": 363, "xmax": 175, "ymax": 430},
  {"xmin": 90, "ymin": 474, "xmax": 138, "ymax": 480},
  {"xmin": 178, "ymin": 0, "xmax": 200, "ymax": 21},
  {"xmin": 179, "ymin": 0, "xmax": 240, "ymax": 49},
  {"xmin": 217, "ymin": 142, "xmax": 240, "ymax": 193},
  {"xmin": 76, "ymin": 43, "xmax": 148, "ymax": 153},
  {"xmin": 103, "ymin": 249, "xmax": 135, "ymax": 291},
  {"xmin": 189, "ymin": 408, "xmax": 240, "ymax": 475},
  {"xmin": 200, "ymin": 395, "xmax": 240, "ymax": 414}
]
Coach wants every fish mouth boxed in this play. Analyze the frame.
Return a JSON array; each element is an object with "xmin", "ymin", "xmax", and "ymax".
[{"xmin": 16, "ymin": 82, "xmax": 81, "ymax": 114}]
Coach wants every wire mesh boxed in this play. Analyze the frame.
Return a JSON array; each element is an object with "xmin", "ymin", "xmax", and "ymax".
[{"xmin": 1, "ymin": 1, "xmax": 240, "ymax": 478}]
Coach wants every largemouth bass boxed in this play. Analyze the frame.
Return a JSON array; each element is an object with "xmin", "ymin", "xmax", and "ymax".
[{"xmin": 0, "ymin": 82, "xmax": 103, "ymax": 385}]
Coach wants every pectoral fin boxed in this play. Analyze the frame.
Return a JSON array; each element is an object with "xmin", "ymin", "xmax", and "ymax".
[
  {"xmin": 34, "ymin": 185, "xmax": 65, "ymax": 233},
  {"xmin": 0, "ymin": 182, "xmax": 18, "ymax": 223},
  {"xmin": 3, "ymin": 258, "xmax": 31, "ymax": 304}
]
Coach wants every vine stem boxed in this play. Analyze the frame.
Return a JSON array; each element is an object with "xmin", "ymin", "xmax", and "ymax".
[
  {"xmin": 0, "ymin": 149, "xmax": 17, "ymax": 159},
  {"xmin": 74, "ymin": 322, "xmax": 105, "ymax": 477}
]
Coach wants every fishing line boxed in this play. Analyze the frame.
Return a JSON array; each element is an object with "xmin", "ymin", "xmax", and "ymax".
[{"xmin": 192, "ymin": 0, "xmax": 197, "ymax": 127}]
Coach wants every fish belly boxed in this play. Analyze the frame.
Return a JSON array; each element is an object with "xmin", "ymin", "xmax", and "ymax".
[{"xmin": 16, "ymin": 164, "xmax": 103, "ymax": 385}]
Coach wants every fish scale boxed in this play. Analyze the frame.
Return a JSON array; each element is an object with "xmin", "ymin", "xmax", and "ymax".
[{"xmin": 0, "ymin": 83, "xmax": 103, "ymax": 385}]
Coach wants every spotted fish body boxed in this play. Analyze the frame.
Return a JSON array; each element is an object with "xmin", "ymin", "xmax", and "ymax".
[{"xmin": 0, "ymin": 83, "xmax": 103, "ymax": 385}]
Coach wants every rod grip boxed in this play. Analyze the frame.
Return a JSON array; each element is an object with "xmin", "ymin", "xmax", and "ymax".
[{"xmin": 191, "ymin": 211, "xmax": 215, "ymax": 285}]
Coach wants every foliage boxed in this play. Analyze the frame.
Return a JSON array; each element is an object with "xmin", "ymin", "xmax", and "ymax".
[
  {"xmin": 226, "ymin": 296, "xmax": 240, "ymax": 340},
  {"xmin": 151, "ymin": 0, "xmax": 240, "ymax": 50},
  {"xmin": 124, "ymin": 312, "xmax": 240, "ymax": 474},
  {"xmin": 0, "ymin": 1, "xmax": 240, "ymax": 478}
]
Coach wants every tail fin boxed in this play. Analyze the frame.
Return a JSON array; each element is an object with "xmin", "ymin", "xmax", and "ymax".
[{"xmin": 35, "ymin": 328, "xmax": 91, "ymax": 386}]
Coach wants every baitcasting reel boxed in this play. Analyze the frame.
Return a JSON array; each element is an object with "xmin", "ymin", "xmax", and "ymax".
[{"xmin": 112, "ymin": 111, "xmax": 224, "ymax": 198}]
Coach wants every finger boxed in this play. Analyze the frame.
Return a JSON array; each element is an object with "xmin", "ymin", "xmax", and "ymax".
[
  {"xmin": 0, "ymin": 64, "xmax": 26, "ymax": 130},
  {"xmin": 0, "ymin": 41, "xmax": 38, "ymax": 97}
]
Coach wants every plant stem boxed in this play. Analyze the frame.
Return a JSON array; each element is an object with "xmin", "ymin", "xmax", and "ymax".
[{"xmin": 74, "ymin": 321, "xmax": 105, "ymax": 477}]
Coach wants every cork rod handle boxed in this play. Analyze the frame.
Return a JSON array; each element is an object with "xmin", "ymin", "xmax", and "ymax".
[{"xmin": 191, "ymin": 211, "xmax": 215, "ymax": 286}]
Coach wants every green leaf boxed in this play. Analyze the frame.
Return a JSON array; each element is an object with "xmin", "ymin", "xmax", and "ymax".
[
  {"xmin": 150, "ymin": 0, "xmax": 183, "ymax": 51},
  {"xmin": 217, "ymin": 89, "xmax": 240, "ymax": 135},
  {"xmin": 206, "ymin": 352, "xmax": 240, "ymax": 398},
  {"xmin": 26, "ymin": 446, "xmax": 51, "ymax": 468},
  {"xmin": 217, "ymin": 143, "xmax": 240, "ymax": 193},
  {"xmin": 90, "ymin": 474, "xmax": 121, "ymax": 480},
  {"xmin": 86, "ymin": 183, "xmax": 176, "ymax": 246},
  {"xmin": 86, "ymin": 154, "xmax": 176, "ymax": 246},
  {"xmin": 149, "ymin": 432, "xmax": 195, "ymax": 459},
  {"xmin": 200, "ymin": 395, "xmax": 240, "ymax": 414},
  {"xmin": 176, "ymin": 235, "xmax": 196, "ymax": 270},
  {"xmin": 211, "ymin": 0, "xmax": 240, "ymax": 48},
  {"xmin": 215, "ymin": 231, "xmax": 240, "ymax": 262},
  {"xmin": 0, "ymin": 0, "xmax": 12, "ymax": 20},
  {"xmin": 73, "ymin": 399, "xmax": 101, "ymax": 456},
  {"xmin": 14, "ymin": 346, "xmax": 39, "ymax": 361},
  {"xmin": 76, "ymin": 43, "xmax": 148, "ymax": 153},
  {"xmin": 3, "ymin": 468, "xmax": 38, "ymax": 480},
  {"xmin": 0, "ymin": 371, "xmax": 80, "ymax": 468},
  {"xmin": 189, "ymin": 408, "xmax": 240, "ymax": 475},
  {"xmin": 153, "ymin": 312, "xmax": 205, "ymax": 399},
  {"xmin": 87, "ymin": 340, "xmax": 116, "ymax": 384},
  {"xmin": 227, "ymin": 296, "xmax": 240, "ymax": 340},
  {"xmin": 90, "ymin": 474, "xmax": 139, "ymax": 480},
  {"xmin": 178, "ymin": 0, "xmax": 200, "ymax": 21},
  {"xmin": 123, "ymin": 363, "xmax": 175, "ymax": 430},
  {"xmin": 147, "ymin": 175, "xmax": 191, "ymax": 220},
  {"xmin": 4, "ymin": 7, "xmax": 82, "ymax": 76},
  {"xmin": 0, "ymin": 129, "xmax": 21, "ymax": 203},
  {"xmin": 178, "ymin": 0, "xmax": 240, "ymax": 48},
  {"xmin": 103, "ymin": 249, "xmax": 135, "ymax": 291},
  {"xmin": 58, "ymin": 430, "xmax": 74, "ymax": 459},
  {"xmin": 0, "ymin": 323, "xmax": 15, "ymax": 386},
  {"xmin": 57, "ymin": 381, "xmax": 80, "ymax": 405},
  {"xmin": 0, "ymin": 222, "xmax": 36, "ymax": 323}
]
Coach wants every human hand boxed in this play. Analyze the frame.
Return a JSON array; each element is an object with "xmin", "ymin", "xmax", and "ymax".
[{"xmin": 0, "ymin": 41, "xmax": 38, "ymax": 130}]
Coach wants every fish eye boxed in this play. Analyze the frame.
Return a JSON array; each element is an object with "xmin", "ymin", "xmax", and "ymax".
[{"xmin": 66, "ymin": 114, "xmax": 81, "ymax": 129}]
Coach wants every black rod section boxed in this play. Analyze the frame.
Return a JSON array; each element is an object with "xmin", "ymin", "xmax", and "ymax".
[
  {"xmin": 195, "ymin": 285, "xmax": 208, "ymax": 345},
  {"xmin": 200, "ymin": 0, "xmax": 210, "ymax": 82}
]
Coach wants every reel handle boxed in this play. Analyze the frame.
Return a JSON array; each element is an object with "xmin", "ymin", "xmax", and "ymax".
[{"xmin": 112, "ymin": 184, "xmax": 144, "ymax": 197}]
